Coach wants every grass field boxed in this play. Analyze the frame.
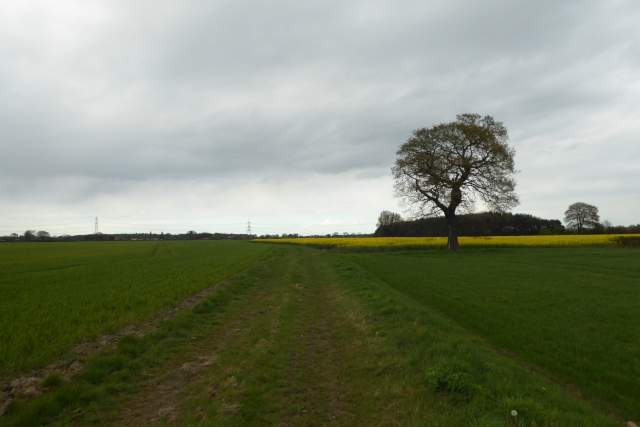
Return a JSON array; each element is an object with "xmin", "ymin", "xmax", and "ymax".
[
  {"xmin": 0, "ymin": 241, "xmax": 270, "ymax": 376},
  {"xmin": 351, "ymin": 247, "xmax": 640, "ymax": 421},
  {"xmin": 1, "ymin": 241, "xmax": 638, "ymax": 426},
  {"xmin": 1, "ymin": 244, "xmax": 617, "ymax": 426}
]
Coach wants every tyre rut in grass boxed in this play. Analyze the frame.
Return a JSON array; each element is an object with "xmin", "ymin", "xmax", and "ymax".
[{"xmin": 1, "ymin": 245, "xmax": 623, "ymax": 427}]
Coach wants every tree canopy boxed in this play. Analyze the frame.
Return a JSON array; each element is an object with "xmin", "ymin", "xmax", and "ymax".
[
  {"xmin": 376, "ymin": 210, "xmax": 403, "ymax": 228},
  {"xmin": 23, "ymin": 230, "xmax": 35, "ymax": 242},
  {"xmin": 564, "ymin": 202, "xmax": 599, "ymax": 233},
  {"xmin": 36, "ymin": 231, "xmax": 50, "ymax": 242},
  {"xmin": 375, "ymin": 212, "xmax": 562, "ymax": 237},
  {"xmin": 392, "ymin": 113, "xmax": 518, "ymax": 249}
]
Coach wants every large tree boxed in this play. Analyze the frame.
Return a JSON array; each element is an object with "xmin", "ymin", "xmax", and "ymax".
[
  {"xmin": 392, "ymin": 113, "xmax": 519, "ymax": 250},
  {"xmin": 564, "ymin": 202, "xmax": 599, "ymax": 233}
]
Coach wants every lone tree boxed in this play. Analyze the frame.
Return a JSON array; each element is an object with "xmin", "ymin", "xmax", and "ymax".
[
  {"xmin": 393, "ymin": 113, "xmax": 519, "ymax": 250},
  {"xmin": 376, "ymin": 210, "xmax": 403, "ymax": 228},
  {"xmin": 564, "ymin": 202, "xmax": 599, "ymax": 233}
]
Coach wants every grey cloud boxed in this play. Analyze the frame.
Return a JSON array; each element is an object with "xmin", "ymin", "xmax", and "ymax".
[{"xmin": 1, "ymin": 0, "xmax": 639, "ymax": 225}]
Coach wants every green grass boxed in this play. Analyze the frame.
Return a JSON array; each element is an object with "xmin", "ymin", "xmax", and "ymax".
[
  {"xmin": 329, "ymin": 251, "xmax": 616, "ymax": 427},
  {"xmin": 1, "ymin": 244, "xmax": 632, "ymax": 426},
  {"xmin": 0, "ymin": 241, "xmax": 271, "ymax": 375},
  {"xmin": 350, "ymin": 247, "xmax": 640, "ymax": 421},
  {"xmin": 2, "ymin": 245, "xmax": 615, "ymax": 427},
  {"xmin": 0, "ymin": 246, "xmax": 287, "ymax": 427}
]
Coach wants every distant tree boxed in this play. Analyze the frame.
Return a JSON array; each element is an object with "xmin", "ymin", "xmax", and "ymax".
[
  {"xmin": 393, "ymin": 114, "xmax": 519, "ymax": 250},
  {"xmin": 376, "ymin": 211, "xmax": 403, "ymax": 228},
  {"xmin": 553, "ymin": 225, "xmax": 565, "ymax": 234},
  {"xmin": 10, "ymin": 233, "xmax": 19, "ymax": 241},
  {"xmin": 592, "ymin": 222, "xmax": 605, "ymax": 234},
  {"xmin": 24, "ymin": 230, "xmax": 36, "ymax": 242},
  {"xmin": 538, "ymin": 226, "xmax": 551, "ymax": 235},
  {"xmin": 36, "ymin": 231, "xmax": 50, "ymax": 241},
  {"xmin": 564, "ymin": 202, "xmax": 599, "ymax": 233}
]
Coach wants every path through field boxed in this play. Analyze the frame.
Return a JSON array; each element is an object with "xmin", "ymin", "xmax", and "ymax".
[
  {"xmin": 74, "ymin": 246, "xmax": 408, "ymax": 426},
  {"xmin": 1, "ymin": 244, "xmax": 621, "ymax": 427}
]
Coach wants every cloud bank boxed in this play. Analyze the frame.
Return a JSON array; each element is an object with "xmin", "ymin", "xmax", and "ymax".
[{"xmin": 1, "ymin": 0, "xmax": 639, "ymax": 234}]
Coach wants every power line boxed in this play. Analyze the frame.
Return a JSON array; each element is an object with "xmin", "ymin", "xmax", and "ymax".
[
  {"xmin": 0, "ymin": 226, "xmax": 91, "ymax": 232},
  {"xmin": 0, "ymin": 223, "xmax": 372, "ymax": 231},
  {"xmin": 0, "ymin": 221, "xmax": 248, "ymax": 228},
  {"xmin": 0, "ymin": 220, "xmax": 373, "ymax": 229},
  {"xmin": 103, "ymin": 221, "xmax": 246, "ymax": 227},
  {"xmin": 0, "ymin": 218, "xmax": 375, "ymax": 235}
]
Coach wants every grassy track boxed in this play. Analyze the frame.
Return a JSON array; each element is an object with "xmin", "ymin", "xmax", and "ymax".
[
  {"xmin": 1, "ymin": 244, "xmax": 617, "ymax": 426},
  {"xmin": 350, "ymin": 247, "xmax": 640, "ymax": 421},
  {"xmin": 0, "ymin": 241, "xmax": 270, "ymax": 375}
]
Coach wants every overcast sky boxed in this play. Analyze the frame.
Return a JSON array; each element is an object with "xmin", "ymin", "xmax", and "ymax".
[{"xmin": 1, "ymin": 0, "xmax": 639, "ymax": 236}]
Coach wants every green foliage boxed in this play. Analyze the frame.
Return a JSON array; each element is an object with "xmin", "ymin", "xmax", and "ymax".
[
  {"xmin": 611, "ymin": 235, "xmax": 640, "ymax": 247},
  {"xmin": 375, "ymin": 212, "xmax": 563, "ymax": 237},
  {"xmin": 351, "ymin": 247, "xmax": 640, "ymax": 421},
  {"xmin": 538, "ymin": 226, "xmax": 551, "ymax": 235},
  {"xmin": 392, "ymin": 114, "xmax": 519, "ymax": 250},
  {"xmin": 376, "ymin": 210, "xmax": 403, "ymax": 227},
  {"xmin": 564, "ymin": 202, "xmax": 599, "ymax": 233},
  {"xmin": 0, "ymin": 241, "xmax": 270, "ymax": 375}
]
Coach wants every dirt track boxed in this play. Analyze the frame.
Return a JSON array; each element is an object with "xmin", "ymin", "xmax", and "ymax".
[{"xmin": 82, "ymin": 247, "xmax": 390, "ymax": 426}]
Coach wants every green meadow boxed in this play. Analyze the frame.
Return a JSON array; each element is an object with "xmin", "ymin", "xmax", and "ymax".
[
  {"xmin": 1, "ymin": 242, "xmax": 638, "ymax": 426},
  {"xmin": 351, "ymin": 247, "xmax": 640, "ymax": 420},
  {"xmin": 0, "ymin": 241, "xmax": 270, "ymax": 375}
]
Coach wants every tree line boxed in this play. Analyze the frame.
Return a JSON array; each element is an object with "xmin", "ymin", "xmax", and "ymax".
[
  {"xmin": 0, "ymin": 231, "xmax": 255, "ymax": 242},
  {"xmin": 376, "ymin": 209, "xmax": 639, "ymax": 237},
  {"xmin": 375, "ymin": 212, "xmax": 562, "ymax": 237}
]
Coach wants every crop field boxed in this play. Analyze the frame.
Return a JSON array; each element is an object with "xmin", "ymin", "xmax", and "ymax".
[
  {"xmin": 253, "ymin": 234, "xmax": 640, "ymax": 250},
  {"xmin": 1, "ymin": 241, "xmax": 639, "ymax": 426},
  {"xmin": 0, "ymin": 241, "xmax": 270, "ymax": 376},
  {"xmin": 351, "ymin": 246, "xmax": 640, "ymax": 420}
]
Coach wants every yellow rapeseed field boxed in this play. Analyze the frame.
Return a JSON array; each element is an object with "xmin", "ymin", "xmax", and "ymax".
[{"xmin": 253, "ymin": 234, "xmax": 640, "ymax": 249}]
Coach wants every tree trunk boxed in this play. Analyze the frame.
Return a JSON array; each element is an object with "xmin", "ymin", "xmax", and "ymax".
[{"xmin": 446, "ymin": 216, "xmax": 460, "ymax": 250}]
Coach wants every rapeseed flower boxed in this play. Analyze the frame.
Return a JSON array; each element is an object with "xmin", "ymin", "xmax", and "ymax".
[{"xmin": 253, "ymin": 234, "xmax": 639, "ymax": 249}]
